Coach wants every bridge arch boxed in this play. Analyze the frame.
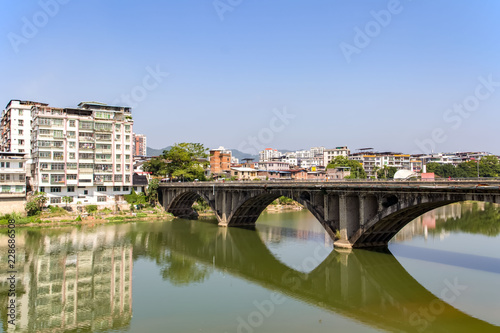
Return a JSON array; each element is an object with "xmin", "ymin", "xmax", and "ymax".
[
  {"xmin": 162, "ymin": 188, "xmax": 218, "ymax": 221},
  {"xmin": 351, "ymin": 195, "xmax": 500, "ymax": 248},
  {"xmin": 226, "ymin": 191, "xmax": 332, "ymax": 236}
]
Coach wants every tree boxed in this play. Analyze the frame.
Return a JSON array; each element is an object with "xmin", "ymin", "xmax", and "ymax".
[
  {"xmin": 62, "ymin": 196, "xmax": 73, "ymax": 208},
  {"xmin": 142, "ymin": 143, "xmax": 209, "ymax": 181},
  {"xmin": 377, "ymin": 166, "xmax": 398, "ymax": 179},
  {"xmin": 34, "ymin": 192, "xmax": 47, "ymax": 209},
  {"xmin": 147, "ymin": 178, "xmax": 160, "ymax": 206},
  {"xmin": 326, "ymin": 156, "xmax": 367, "ymax": 179},
  {"xmin": 85, "ymin": 205, "xmax": 98, "ymax": 215}
]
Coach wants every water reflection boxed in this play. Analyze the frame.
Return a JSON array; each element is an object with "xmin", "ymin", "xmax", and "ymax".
[
  {"xmin": 0, "ymin": 226, "xmax": 133, "ymax": 332},
  {"xmin": 131, "ymin": 220, "xmax": 497, "ymax": 332}
]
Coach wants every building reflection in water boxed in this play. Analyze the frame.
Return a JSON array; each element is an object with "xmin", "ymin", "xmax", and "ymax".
[{"xmin": 0, "ymin": 226, "xmax": 132, "ymax": 332}]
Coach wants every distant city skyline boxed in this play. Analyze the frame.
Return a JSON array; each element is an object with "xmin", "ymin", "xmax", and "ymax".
[{"xmin": 2, "ymin": 1, "xmax": 500, "ymax": 154}]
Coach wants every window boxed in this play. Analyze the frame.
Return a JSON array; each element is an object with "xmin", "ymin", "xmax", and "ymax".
[
  {"xmin": 18, "ymin": 129, "xmax": 23, "ymax": 135},
  {"xmin": 125, "ymin": 154, "xmax": 130, "ymax": 161},
  {"xmin": 125, "ymin": 135, "xmax": 130, "ymax": 140},
  {"xmin": 123, "ymin": 186, "xmax": 129, "ymax": 192},
  {"xmin": 67, "ymin": 186, "xmax": 75, "ymax": 192},
  {"xmin": 95, "ymin": 122, "xmax": 112, "ymax": 131},
  {"xmin": 69, "ymin": 120, "xmax": 75, "ymax": 127},
  {"xmin": 18, "ymin": 162, "xmax": 23, "ymax": 168},
  {"xmin": 97, "ymin": 196, "xmax": 106, "ymax": 202},
  {"xmin": 116, "ymin": 154, "xmax": 121, "ymax": 160},
  {"xmin": 133, "ymin": 186, "xmax": 137, "ymax": 191},
  {"xmin": 125, "ymin": 125, "xmax": 130, "ymax": 132},
  {"xmin": 83, "ymin": 190, "xmax": 88, "ymax": 195},
  {"xmin": 116, "ymin": 164, "xmax": 121, "ymax": 172},
  {"xmin": 125, "ymin": 164, "xmax": 130, "ymax": 171},
  {"xmin": 42, "ymin": 174, "xmax": 48, "ymax": 182},
  {"xmin": 113, "ymin": 186, "xmax": 121, "ymax": 191},
  {"xmin": 79, "ymin": 153, "xmax": 93, "ymax": 159},
  {"xmin": 125, "ymin": 145, "xmax": 130, "ymax": 150},
  {"xmin": 116, "ymin": 144, "xmax": 121, "ymax": 150},
  {"xmin": 19, "ymin": 149, "xmax": 24, "ymax": 153},
  {"xmin": 53, "ymin": 152, "xmax": 64, "ymax": 160},
  {"xmin": 50, "ymin": 197, "xmax": 62, "ymax": 204},
  {"xmin": 53, "ymin": 130, "xmax": 63, "ymax": 138},
  {"xmin": 69, "ymin": 152, "xmax": 75, "ymax": 159},
  {"xmin": 52, "ymin": 119, "xmax": 63, "ymax": 127},
  {"xmin": 79, "ymin": 121, "xmax": 93, "ymax": 130},
  {"xmin": 39, "ymin": 151, "xmax": 51, "ymax": 158},
  {"xmin": 50, "ymin": 187, "xmax": 61, "ymax": 193},
  {"xmin": 53, "ymin": 141, "xmax": 63, "ymax": 148},
  {"xmin": 114, "ymin": 175, "xmax": 123, "ymax": 182},
  {"xmin": 51, "ymin": 163, "xmax": 65, "ymax": 170},
  {"xmin": 95, "ymin": 111, "xmax": 112, "ymax": 119},
  {"xmin": 97, "ymin": 186, "xmax": 106, "ymax": 192},
  {"xmin": 15, "ymin": 186, "xmax": 23, "ymax": 192},
  {"xmin": 116, "ymin": 134, "xmax": 121, "ymax": 140},
  {"xmin": 38, "ymin": 118, "xmax": 51, "ymax": 126},
  {"xmin": 125, "ymin": 175, "xmax": 130, "ymax": 183},
  {"xmin": 67, "ymin": 131, "xmax": 76, "ymax": 138},
  {"xmin": 67, "ymin": 163, "xmax": 77, "ymax": 170},
  {"xmin": 18, "ymin": 119, "xmax": 23, "ymax": 126},
  {"xmin": 67, "ymin": 174, "xmax": 77, "ymax": 180},
  {"xmin": 40, "ymin": 187, "xmax": 45, "ymax": 193},
  {"xmin": 18, "ymin": 139, "xmax": 24, "ymax": 145},
  {"xmin": 18, "ymin": 109, "xmax": 23, "ymax": 116},
  {"xmin": 51, "ymin": 175, "xmax": 65, "ymax": 183},
  {"xmin": 5, "ymin": 162, "xmax": 10, "ymax": 168},
  {"xmin": 40, "ymin": 163, "xmax": 49, "ymax": 169},
  {"xmin": 69, "ymin": 142, "xmax": 76, "ymax": 148},
  {"xmin": 115, "ymin": 124, "xmax": 121, "ymax": 131}
]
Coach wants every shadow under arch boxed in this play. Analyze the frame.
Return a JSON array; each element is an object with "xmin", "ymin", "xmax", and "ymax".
[
  {"xmin": 130, "ymin": 219, "xmax": 498, "ymax": 332},
  {"xmin": 165, "ymin": 190, "xmax": 216, "ymax": 220},
  {"xmin": 227, "ymin": 192, "xmax": 329, "ymax": 232}
]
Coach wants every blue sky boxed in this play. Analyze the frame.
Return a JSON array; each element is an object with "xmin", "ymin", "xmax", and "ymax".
[{"xmin": 1, "ymin": 0, "xmax": 500, "ymax": 154}]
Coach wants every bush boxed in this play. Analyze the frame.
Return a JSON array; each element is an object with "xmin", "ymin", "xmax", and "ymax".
[
  {"xmin": 85, "ymin": 205, "xmax": 98, "ymax": 214},
  {"xmin": 26, "ymin": 200, "xmax": 40, "ymax": 216},
  {"xmin": 75, "ymin": 215, "xmax": 82, "ymax": 222}
]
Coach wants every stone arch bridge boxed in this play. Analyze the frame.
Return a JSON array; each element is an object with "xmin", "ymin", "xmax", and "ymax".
[{"xmin": 159, "ymin": 181, "xmax": 500, "ymax": 248}]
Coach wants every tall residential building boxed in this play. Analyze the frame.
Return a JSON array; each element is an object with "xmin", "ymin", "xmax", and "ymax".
[
  {"xmin": 31, "ymin": 102, "xmax": 134, "ymax": 205},
  {"xmin": 133, "ymin": 133, "xmax": 147, "ymax": 156},
  {"xmin": 259, "ymin": 148, "xmax": 281, "ymax": 162},
  {"xmin": 1, "ymin": 100, "xmax": 48, "ymax": 154},
  {"xmin": 209, "ymin": 146, "xmax": 232, "ymax": 176},
  {"xmin": 323, "ymin": 146, "xmax": 350, "ymax": 166}
]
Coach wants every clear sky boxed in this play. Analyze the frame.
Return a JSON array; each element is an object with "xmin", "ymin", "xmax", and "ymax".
[{"xmin": 1, "ymin": 0, "xmax": 499, "ymax": 155}]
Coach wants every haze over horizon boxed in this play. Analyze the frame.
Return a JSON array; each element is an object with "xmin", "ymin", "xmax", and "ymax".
[{"xmin": 2, "ymin": 1, "xmax": 500, "ymax": 155}]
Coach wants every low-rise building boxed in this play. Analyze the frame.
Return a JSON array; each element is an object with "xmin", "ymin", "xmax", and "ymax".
[
  {"xmin": 210, "ymin": 146, "xmax": 232, "ymax": 177},
  {"xmin": 0, "ymin": 152, "xmax": 27, "ymax": 213},
  {"xmin": 323, "ymin": 146, "xmax": 350, "ymax": 166},
  {"xmin": 230, "ymin": 167, "xmax": 258, "ymax": 180}
]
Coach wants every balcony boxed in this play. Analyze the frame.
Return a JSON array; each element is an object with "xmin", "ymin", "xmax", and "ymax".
[
  {"xmin": 0, "ymin": 179, "xmax": 25, "ymax": 184},
  {"xmin": 50, "ymin": 180, "xmax": 66, "ymax": 185}
]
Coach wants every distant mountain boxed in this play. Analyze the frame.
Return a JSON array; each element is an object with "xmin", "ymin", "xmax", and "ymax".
[
  {"xmin": 230, "ymin": 149, "xmax": 258, "ymax": 162},
  {"xmin": 147, "ymin": 146, "xmax": 171, "ymax": 157}
]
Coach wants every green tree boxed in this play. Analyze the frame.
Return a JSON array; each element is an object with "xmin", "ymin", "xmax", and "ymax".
[
  {"xmin": 34, "ymin": 192, "xmax": 47, "ymax": 209},
  {"xmin": 326, "ymin": 156, "xmax": 367, "ymax": 179},
  {"xmin": 377, "ymin": 166, "xmax": 398, "ymax": 179},
  {"xmin": 479, "ymin": 156, "xmax": 500, "ymax": 177},
  {"xmin": 147, "ymin": 178, "xmax": 160, "ymax": 206},
  {"xmin": 62, "ymin": 196, "xmax": 73, "ymax": 207},
  {"xmin": 142, "ymin": 143, "xmax": 209, "ymax": 181},
  {"xmin": 85, "ymin": 205, "xmax": 98, "ymax": 214}
]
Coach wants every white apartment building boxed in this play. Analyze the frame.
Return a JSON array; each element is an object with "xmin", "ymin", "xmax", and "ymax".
[
  {"xmin": 31, "ymin": 102, "xmax": 134, "ymax": 205},
  {"xmin": 0, "ymin": 152, "xmax": 27, "ymax": 213},
  {"xmin": 1, "ymin": 100, "xmax": 47, "ymax": 154},
  {"xmin": 259, "ymin": 148, "xmax": 282, "ymax": 162},
  {"xmin": 323, "ymin": 146, "xmax": 350, "ymax": 166}
]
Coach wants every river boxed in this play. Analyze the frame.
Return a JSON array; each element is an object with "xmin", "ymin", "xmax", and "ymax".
[{"xmin": 0, "ymin": 202, "xmax": 499, "ymax": 332}]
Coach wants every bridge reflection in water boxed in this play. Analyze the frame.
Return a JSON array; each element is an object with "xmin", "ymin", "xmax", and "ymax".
[{"xmin": 131, "ymin": 219, "xmax": 499, "ymax": 333}]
